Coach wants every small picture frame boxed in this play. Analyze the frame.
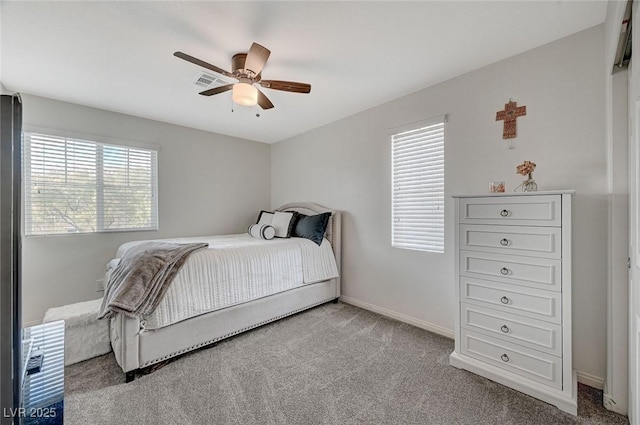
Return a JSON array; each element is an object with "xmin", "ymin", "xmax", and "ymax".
[{"xmin": 490, "ymin": 181, "xmax": 505, "ymax": 193}]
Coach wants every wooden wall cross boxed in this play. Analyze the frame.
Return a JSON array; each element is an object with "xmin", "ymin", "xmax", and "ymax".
[{"xmin": 496, "ymin": 100, "xmax": 526, "ymax": 139}]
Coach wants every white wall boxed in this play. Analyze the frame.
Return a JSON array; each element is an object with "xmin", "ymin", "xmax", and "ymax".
[
  {"xmin": 21, "ymin": 94, "xmax": 270, "ymax": 324},
  {"xmin": 272, "ymin": 26, "xmax": 607, "ymax": 379}
]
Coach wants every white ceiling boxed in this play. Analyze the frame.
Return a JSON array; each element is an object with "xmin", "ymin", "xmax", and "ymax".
[{"xmin": 1, "ymin": 1, "xmax": 606, "ymax": 144}]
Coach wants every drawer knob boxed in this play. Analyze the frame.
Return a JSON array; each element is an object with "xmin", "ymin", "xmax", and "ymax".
[
  {"xmin": 500, "ymin": 296, "xmax": 510, "ymax": 304},
  {"xmin": 500, "ymin": 209, "xmax": 510, "ymax": 217},
  {"xmin": 501, "ymin": 325, "xmax": 510, "ymax": 333},
  {"xmin": 500, "ymin": 238, "xmax": 510, "ymax": 246},
  {"xmin": 501, "ymin": 354, "xmax": 510, "ymax": 362},
  {"xmin": 500, "ymin": 267, "xmax": 509, "ymax": 275}
]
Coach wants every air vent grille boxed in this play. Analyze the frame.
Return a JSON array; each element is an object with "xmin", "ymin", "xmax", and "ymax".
[{"xmin": 194, "ymin": 72, "xmax": 234, "ymax": 88}]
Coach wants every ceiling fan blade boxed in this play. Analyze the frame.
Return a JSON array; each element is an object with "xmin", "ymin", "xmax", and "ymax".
[
  {"xmin": 257, "ymin": 89, "xmax": 274, "ymax": 110},
  {"xmin": 174, "ymin": 51, "xmax": 235, "ymax": 79},
  {"xmin": 199, "ymin": 84, "xmax": 234, "ymax": 96},
  {"xmin": 244, "ymin": 43, "xmax": 271, "ymax": 76},
  {"xmin": 259, "ymin": 80, "xmax": 311, "ymax": 94}
]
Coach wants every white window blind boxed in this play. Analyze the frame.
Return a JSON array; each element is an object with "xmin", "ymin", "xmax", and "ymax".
[
  {"xmin": 391, "ymin": 118, "xmax": 445, "ymax": 253},
  {"xmin": 23, "ymin": 132, "xmax": 158, "ymax": 236}
]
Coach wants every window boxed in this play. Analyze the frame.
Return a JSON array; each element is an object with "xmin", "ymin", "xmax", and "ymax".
[
  {"xmin": 391, "ymin": 117, "xmax": 445, "ymax": 253},
  {"xmin": 23, "ymin": 131, "xmax": 158, "ymax": 236}
]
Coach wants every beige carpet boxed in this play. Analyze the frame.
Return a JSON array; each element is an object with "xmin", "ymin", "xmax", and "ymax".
[{"xmin": 65, "ymin": 302, "xmax": 628, "ymax": 425}]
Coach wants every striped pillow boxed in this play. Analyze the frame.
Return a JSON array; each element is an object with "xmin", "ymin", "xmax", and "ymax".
[{"xmin": 248, "ymin": 224, "xmax": 276, "ymax": 240}]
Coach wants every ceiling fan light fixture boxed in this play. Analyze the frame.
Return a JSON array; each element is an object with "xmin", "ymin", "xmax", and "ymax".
[
  {"xmin": 175, "ymin": 43, "xmax": 310, "ymax": 111},
  {"xmin": 232, "ymin": 82, "xmax": 258, "ymax": 106}
]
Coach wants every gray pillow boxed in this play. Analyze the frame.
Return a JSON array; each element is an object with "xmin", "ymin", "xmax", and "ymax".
[{"xmin": 291, "ymin": 212, "xmax": 331, "ymax": 246}]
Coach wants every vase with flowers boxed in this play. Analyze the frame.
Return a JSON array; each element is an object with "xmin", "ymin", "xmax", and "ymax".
[{"xmin": 514, "ymin": 160, "xmax": 537, "ymax": 192}]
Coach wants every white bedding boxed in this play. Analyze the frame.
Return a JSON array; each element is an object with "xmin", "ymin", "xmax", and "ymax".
[{"xmin": 112, "ymin": 234, "xmax": 339, "ymax": 330}]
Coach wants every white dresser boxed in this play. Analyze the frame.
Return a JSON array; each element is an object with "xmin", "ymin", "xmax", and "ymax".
[{"xmin": 450, "ymin": 191, "xmax": 577, "ymax": 415}]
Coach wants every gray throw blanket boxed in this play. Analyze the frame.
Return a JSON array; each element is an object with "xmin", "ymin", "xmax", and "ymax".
[{"xmin": 98, "ymin": 241, "xmax": 208, "ymax": 320}]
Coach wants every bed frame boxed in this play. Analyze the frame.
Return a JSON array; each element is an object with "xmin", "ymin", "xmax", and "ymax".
[{"xmin": 109, "ymin": 202, "xmax": 342, "ymax": 381}]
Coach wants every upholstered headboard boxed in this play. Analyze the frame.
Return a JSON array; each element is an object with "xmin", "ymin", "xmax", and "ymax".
[{"xmin": 276, "ymin": 202, "xmax": 342, "ymax": 292}]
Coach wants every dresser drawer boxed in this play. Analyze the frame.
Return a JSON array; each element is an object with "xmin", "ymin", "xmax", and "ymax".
[
  {"xmin": 460, "ymin": 276, "xmax": 561, "ymax": 324},
  {"xmin": 460, "ymin": 329, "xmax": 562, "ymax": 389},
  {"xmin": 459, "ymin": 225, "xmax": 561, "ymax": 259},
  {"xmin": 460, "ymin": 250, "xmax": 561, "ymax": 292},
  {"xmin": 459, "ymin": 195, "xmax": 561, "ymax": 226},
  {"xmin": 461, "ymin": 303, "xmax": 562, "ymax": 356}
]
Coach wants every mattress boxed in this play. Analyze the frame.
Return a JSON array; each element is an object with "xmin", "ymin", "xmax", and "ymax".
[{"xmin": 111, "ymin": 234, "xmax": 339, "ymax": 330}]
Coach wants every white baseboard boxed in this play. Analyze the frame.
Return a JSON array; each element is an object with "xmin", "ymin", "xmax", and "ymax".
[
  {"xmin": 339, "ymin": 295, "xmax": 455, "ymax": 339},
  {"xmin": 577, "ymin": 370, "xmax": 605, "ymax": 390}
]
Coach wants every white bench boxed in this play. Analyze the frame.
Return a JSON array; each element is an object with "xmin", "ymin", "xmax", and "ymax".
[{"xmin": 43, "ymin": 298, "xmax": 111, "ymax": 366}]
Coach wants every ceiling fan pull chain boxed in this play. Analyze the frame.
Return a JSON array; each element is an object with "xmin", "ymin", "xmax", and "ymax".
[{"xmin": 256, "ymin": 104, "xmax": 260, "ymax": 118}]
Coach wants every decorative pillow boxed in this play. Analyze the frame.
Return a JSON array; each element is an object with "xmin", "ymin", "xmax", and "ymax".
[
  {"xmin": 256, "ymin": 210, "xmax": 274, "ymax": 226},
  {"xmin": 271, "ymin": 211, "xmax": 296, "ymax": 238},
  {"xmin": 292, "ymin": 212, "xmax": 331, "ymax": 246},
  {"xmin": 286, "ymin": 211, "xmax": 301, "ymax": 227},
  {"xmin": 247, "ymin": 224, "xmax": 276, "ymax": 240}
]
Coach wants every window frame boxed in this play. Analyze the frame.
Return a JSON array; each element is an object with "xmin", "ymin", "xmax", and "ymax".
[
  {"xmin": 22, "ymin": 126, "xmax": 160, "ymax": 237},
  {"xmin": 390, "ymin": 115, "xmax": 446, "ymax": 253}
]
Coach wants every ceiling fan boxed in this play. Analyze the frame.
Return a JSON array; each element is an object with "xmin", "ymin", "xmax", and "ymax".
[{"xmin": 174, "ymin": 42, "xmax": 311, "ymax": 110}]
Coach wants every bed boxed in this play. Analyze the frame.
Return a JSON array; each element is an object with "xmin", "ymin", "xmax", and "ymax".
[{"xmin": 107, "ymin": 202, "xmax": 341, "ymax": 381}]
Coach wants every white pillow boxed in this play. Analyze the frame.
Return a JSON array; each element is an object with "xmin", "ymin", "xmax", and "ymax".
[
  {"xmin": 257, "ymin": 211, "xmax": 274, "ymax": 226},
  {"xmin": 271, "ymin": 211, "xmax": 295, "ymax": 238},
  {"xmin": 248, "ymin": 224, "xmax": 275, "ymax": 240}
]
